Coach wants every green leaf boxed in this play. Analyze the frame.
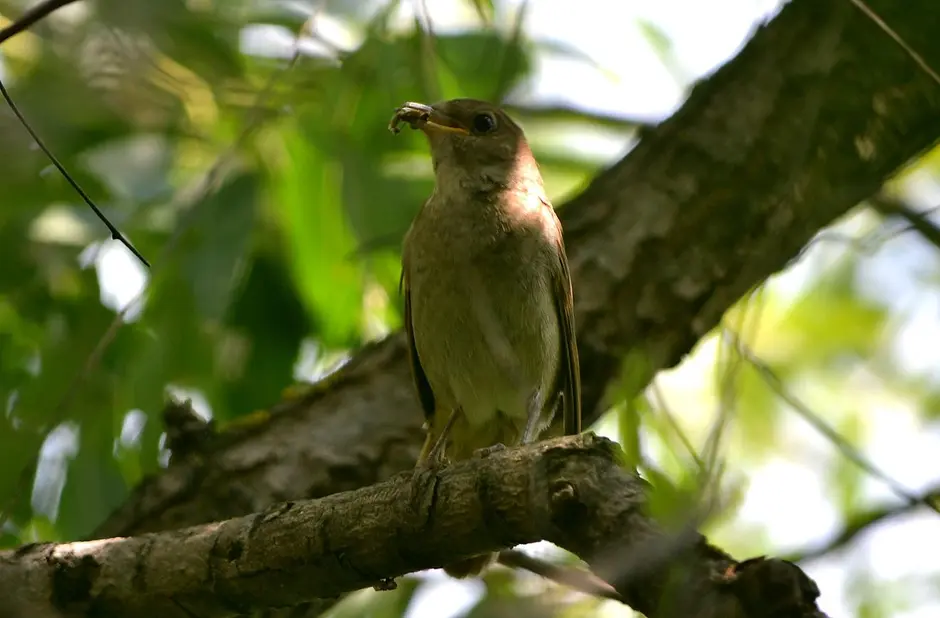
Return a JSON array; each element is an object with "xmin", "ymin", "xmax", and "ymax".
[
  {"xmin": 167, "ymin": 174, "xmax": 258, "ymax": 321},
  {"xmin": 636, "ymin": 19, "xmax": 684, "ymax": 83},
  {"xmin": 0, "ymin": 272, "xmax": 122, "ymax": 526},
  {"xmin": 435, "ymin": 33, "xmax": 532, "ymax": 102},
  {"xmin": 270, "ymin": 126, "xmax": 364, "ymax": 347},
  {"xmin": 96, "ymin": 0, "xmax": 244, "ymax": 81},
  {"xmin": 636, "ymin": 19, "xmax": 673, "ymax": 60},
  {"xmin": 731, "ymin": 362, "xmax": 782, "ymax": 460},
  {"xmin": 57, "ymin": 415, "xmax": 128, "ymax": 540},
  {"xmin": 777, "ymin": 260, "xmax": 889, "ymax": 366},
  {"xmin": 617, "ymin": 401, "xmax": 643, "ymax": 470},
  {"xmin": 465, "ymin": 0, "xmax": 495, "ymax": 25},
  {"xmin": 113, "ymin": 174, "xmax": 258, "ymax": 436},
  {"xmin": 221, "ymin": 251, "xmax": 308, "ymax": 418},
  {"xmin": 533, "ymin": 38, "xmax": 619, "ymax": 82}
]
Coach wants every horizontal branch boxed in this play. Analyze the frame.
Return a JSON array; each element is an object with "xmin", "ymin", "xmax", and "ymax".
[{"xmin": 0, "ymin": 434, "xmax": 825, "ymax": 618}]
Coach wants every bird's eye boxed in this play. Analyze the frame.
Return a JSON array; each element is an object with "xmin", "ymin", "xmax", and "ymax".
[{"xmin": 471, "ymin": 112, "xmax": 498, "ymax": 134}]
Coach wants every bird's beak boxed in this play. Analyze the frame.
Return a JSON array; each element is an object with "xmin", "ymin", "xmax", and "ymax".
[{"xmin": 389, "ymin": 102, "xmax": 469, "ymax": 135}]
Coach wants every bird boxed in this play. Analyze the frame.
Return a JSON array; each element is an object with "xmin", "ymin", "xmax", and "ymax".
[{"xmin": 390, "ymin": 98, "xmax": 582, "ymax": 578}]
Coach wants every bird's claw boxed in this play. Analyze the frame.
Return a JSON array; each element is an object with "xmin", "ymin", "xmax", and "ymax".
[{"xmin": 410, "ymin": 457, "xmax": 448, "ymax": 513}]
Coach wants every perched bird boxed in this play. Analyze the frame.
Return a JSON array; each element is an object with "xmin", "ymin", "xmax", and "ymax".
[{"xmin": 390, "ymin": 99, "xmax": 582, "ymax": 578}]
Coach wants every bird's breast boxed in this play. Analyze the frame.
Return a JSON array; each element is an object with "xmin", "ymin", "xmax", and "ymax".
[{"xmin": 407, "ymin": 211, "xmax": 560, "ymax": 427}]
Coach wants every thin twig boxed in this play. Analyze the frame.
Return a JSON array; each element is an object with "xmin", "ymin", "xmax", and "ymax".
[
  {"xmin": 870, "ymin": 196, "xmax": 940, "ymax": 251},
  {"xmin": 728, "ymin": 331, "xmax": 940, "ymax": 516},
  {"xmin": 649, "ymin": 383, "xmax": 705, "ymax": 472},
  {"xmin": 701, "ymin": 287, "xmax": 767, "ymax": 494},
  {"xmin": 0, "ymin": 0, "xmax": 151, "ymax": 266},
  {"xmin": 785, "ymin": 485, "xmax": 940, "ymax": 563},
  {"xmin": 0, "ymin": 78, "xmax": 151, "ymax": 267},
  {"xmin": 0, "ymin": 0, "xmax": 79, "ymax": 45},
  {"xmin": 848, "ymin": 0, "xmax": 940, "ymax": 87},
  {"xmin": 497, "ymin": 549, "xmax": 623, "ymax": 602},
  {"xmin": 788, "ymin": 202, "xmax": 940, "ymax": 269}
]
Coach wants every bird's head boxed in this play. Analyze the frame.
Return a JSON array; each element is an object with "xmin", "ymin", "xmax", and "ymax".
[{"xmin": 389, "ymin": 98, "xmax": 540, "ymax": 194}]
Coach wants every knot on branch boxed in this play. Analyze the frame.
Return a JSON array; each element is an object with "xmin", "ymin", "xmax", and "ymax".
[
  {"xmin": 50, "ymin": 549, "xmax": 100, "ymax": 612},
  {"xmin": 714, "ymin": 557, "xmax": 826, "ymax": 618},
  {"xmin": 163, "ymin": 398, "xmax": 215, "ymax": 462}
]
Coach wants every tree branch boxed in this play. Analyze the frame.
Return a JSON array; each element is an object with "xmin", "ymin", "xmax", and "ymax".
[
  {"xmin": 870, "ymin": 195, "xmax": 940, "ymax": 251},
  {"xmin": 0, "ymin": 435, "xmax": 827, "ymax": 618}
]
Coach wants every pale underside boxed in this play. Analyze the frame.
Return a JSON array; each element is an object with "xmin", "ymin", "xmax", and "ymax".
[{"xmin": 406, "ymin": 191, "xmax": 563, "ymax": 461}]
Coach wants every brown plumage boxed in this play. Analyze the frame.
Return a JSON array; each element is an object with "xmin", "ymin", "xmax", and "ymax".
[{"xmin": 391, "ymin": 99, "xmax": 581, "ymax": 578}]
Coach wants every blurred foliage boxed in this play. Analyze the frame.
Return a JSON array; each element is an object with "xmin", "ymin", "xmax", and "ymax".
[{"xmin": 0, "ymin": 1, "xmax": 939, "ymax": 618}]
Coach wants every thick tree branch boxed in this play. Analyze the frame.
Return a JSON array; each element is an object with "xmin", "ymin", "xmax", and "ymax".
[{"xmin": 0, "ymin": 435, "xmax": 826, "ymax": 618}]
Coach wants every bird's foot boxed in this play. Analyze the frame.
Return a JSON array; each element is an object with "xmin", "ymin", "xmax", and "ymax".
[
  {"xmin": 473, "ymin": 443, "xmax": 507, "ymax": 458},
  {"xmin": 410, "ymin": 456, "xmax": 449, "ymax": 513}
]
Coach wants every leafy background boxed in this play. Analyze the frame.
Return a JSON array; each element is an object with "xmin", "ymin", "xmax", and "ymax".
[{"xmin": 0, "ymin": 0, "xmax": 939, "ymax": 617}]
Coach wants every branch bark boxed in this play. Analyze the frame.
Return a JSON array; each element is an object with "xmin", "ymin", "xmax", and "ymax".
[{"xmin": 0, "ymin": 435, "xmax": 826, "ymax": 618}]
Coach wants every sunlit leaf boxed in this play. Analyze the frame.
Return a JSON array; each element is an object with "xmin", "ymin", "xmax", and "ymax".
[
  {"xmin": 731, "ymin": 363, "xmax": 782, "ymax": 460},
  {"xmin": 270, "ymin": 125, "xmax": 363, "ymax": 347},
  {"xmin": 636, "ymin": 18, "xmax": 684, "ymax": 83},
  {"xmin": 57, "ymin": 413, "xmax": 128, "ymax": 540},
  {"xmin": 776, "ymin": 261, "xmax": 889, "ymax": 366},
  {"xmin": 221, "ymin": 251, "xmax": 308, "ymax": 418},
  {"xmin": 96, "ymin": 0, "xmax": 244, "ymax": 81},
  {"xmin": 465, "ymin": 0, "xmax": 495, "ymax": 26},
  {"xmin": 828, "ymin": 414, "xmax": 866, "ymax": 517},
  {"xmin": 0, "ymin": 269, "xmax": 122, "ymax": 525}
]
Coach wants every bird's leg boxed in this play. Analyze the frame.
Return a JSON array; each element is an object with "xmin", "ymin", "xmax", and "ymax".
[
  {"xmin": 419, "ymin": 407, "xmax": 459, "ymax": 468},
  {"xmin": 412, "ymin": 408, "xmax": 459, "ymax": 512},
  {"xmin": 521, "ymin": 390, "xmax": 545, "ymax": 445}
]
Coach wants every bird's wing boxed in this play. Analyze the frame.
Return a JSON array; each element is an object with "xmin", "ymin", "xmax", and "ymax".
[
  {"xmin": 541, "ymin": 197, "xmax": 582, "ymax": 436},
  {"xmin": 400, "ymin": 231, "xmax": 436, "ymax": 423}
]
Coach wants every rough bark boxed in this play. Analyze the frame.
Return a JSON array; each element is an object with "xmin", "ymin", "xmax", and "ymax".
[{"xmin": 0, "ymin": 435, "xmax": 826, "ymax": 618}]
